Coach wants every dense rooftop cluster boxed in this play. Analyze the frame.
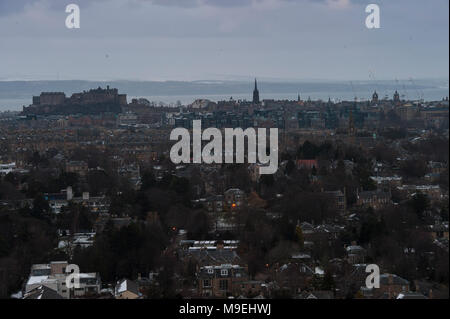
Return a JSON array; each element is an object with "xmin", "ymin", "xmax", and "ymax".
[{"xmin": 0, "ymin": 86, "xmax": 448, "ymax": 299}]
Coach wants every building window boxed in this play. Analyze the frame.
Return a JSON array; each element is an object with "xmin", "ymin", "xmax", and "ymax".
[
  {"xmin": 220, "ymin": 269, "xmax": 228, "ymax": 276},
  {"xmin": 203, "ymin": 280, "xmax": 211, "ymax": 288},
  {"xmin": 219, "ymin": 280, "xmax": 228, "ymax": 291},
  {"xmin": 207, "ymin": 268, "xmax": 214, "ymax": 274}
]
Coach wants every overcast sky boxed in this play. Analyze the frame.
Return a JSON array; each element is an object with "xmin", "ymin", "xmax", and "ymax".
[{"xmin": 0, "ymin": 0, "xmax": 448, "ymax": 82}]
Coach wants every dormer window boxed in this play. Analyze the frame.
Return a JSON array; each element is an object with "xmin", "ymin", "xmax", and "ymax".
[
  {"xmin": 221, "ymin": 269, "xmax": 228, "ymax": 276},
  {"xmin": 207, "ymin": 268, "xmax": 214, "ymax": 274}
]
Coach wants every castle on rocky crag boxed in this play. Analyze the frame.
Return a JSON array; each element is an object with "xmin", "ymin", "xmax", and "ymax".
[{"xmin": 22, "ymin": 86, "xmax": 127, "ymax": 116}]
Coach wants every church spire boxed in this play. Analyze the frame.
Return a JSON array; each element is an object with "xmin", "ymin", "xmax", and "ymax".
[{"xmin": 253, "ymin": 78, "xmax": 260, "ymax": 104}]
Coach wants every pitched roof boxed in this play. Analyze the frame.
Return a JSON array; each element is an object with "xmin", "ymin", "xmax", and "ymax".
[
  {"xmin": 115, "ymin": 279, "xmax": 140, "ymax": 296},
  {"xmin": 397, "ymin": 292, "xmax": 427, "ymax": 299},
  {"xmin": 23, "ymin": 285, "xmax": 64, "ymax": 299},
  {"xmin": 186, "ymin": 248, "xmax": 240, "ymax": 265},
  {"xmin": 304, "ymin": 291, "xmax": 334, "ymax": 299},
  {"xmin": 380, "ymin": 274, "xmax": 409, "ymax": 286}
]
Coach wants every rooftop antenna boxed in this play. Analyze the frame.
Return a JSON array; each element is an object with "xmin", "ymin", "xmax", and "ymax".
[
  {"xmin": 409, "ymin": 77, "xmax": 423, "ymax": 101},
  {"xmin": 395, "ymin": 78, "xmax": 407, "ymax": 101},
  {"xmin": 401, "ymin": 82, "xmax": 408, "ymax": 101}
]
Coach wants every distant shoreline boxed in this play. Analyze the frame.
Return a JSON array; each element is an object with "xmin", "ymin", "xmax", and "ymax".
[{"xmin": 0, "ymin": 79, "xmax": 448, "ymax": 112}]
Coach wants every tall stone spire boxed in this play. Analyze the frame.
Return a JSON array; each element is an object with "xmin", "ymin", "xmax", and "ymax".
[{"xmin": 253, "ymin": 78, "xmax": 260, "ymax": 104}]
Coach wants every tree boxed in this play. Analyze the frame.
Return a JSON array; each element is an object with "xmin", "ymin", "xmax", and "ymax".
[
  {"xmin": 321, "ymin": 271, "xmax": 336, "ymax": 292},
  {"xmin": 260, "ymin": 174, "xmax": 274, "ymax": 187},
  {"xmin": 285, "ymin": 159, "xmax": 296, "ymax": 176},
  {"xmin": 58, "ymin": 203, "xmax": 93, "ymax": 234},
  {"xmin": 186, "ymin": 211, "xmax": 209, "ymax": 240},
  {"xmin": 141, "ymin": 170, "xmax": 155, "ymax": 191},
  {"xmin": 409, "ymin": 193, "xmax": 430, "ymax": 219},
  {"xmin": 87, "ymin": 169, "xmax": 114, "ymax": 196},
  {"xmin": 169, "ymin": 176, "xmax": 190, "ymax": 194},
  {"xmin": 297, "ymin": 141, "xmax": 319, "ymax": 159},
  {"xmin": 295, "ymin": 225, "xmax": 304, "ymax": 249},
  {"xmin": 32, "ymin": 193, "xmax": 50, "ymax": 218},
  {"xmin": 73, "ymin": 222, "xmax": 168, "ymax": 283},
  {"xmin": 401, "ymin": 159, "xmax": 427, "ymax": 178}
]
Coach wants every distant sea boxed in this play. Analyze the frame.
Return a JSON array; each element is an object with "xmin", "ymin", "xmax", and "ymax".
[{"xmin": 0, "ymin": 79, "xmax": 448, "ymax": 112}]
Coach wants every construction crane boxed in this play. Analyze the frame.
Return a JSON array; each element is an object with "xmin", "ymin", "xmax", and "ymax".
[
  {"xmin": 409, "ymin": 77, "xmax": 424, "ymax": 101},
  {"xmin": 349, "ymin": 81, "xmax": 357, "ymax": 102},
  {"xmin": 395, "ymin": 78, "xmax": 408, "ymax": 101},
  {"xmin": 368, "ymin": 70, "xmax": 380, "ymax": 95}
]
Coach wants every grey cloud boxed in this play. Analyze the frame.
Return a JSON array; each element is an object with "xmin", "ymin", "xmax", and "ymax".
[
  {"xmin": 0, "ymin": 0, "xmax": 35, "ymax": 15},
  {"xmin": 150, "ymin": 0, "xmax": 271, "ymax": 7},
  {"xmin": 0, "ymin": 0, "xmax": 369, "ymax": 16},
  {"xmin": 0, "ymin": 0, "xmax": 109, "ymax": 16},
  {"xmin": 149, "ymin": 0, "xmax": 372, "ymax": 8}
]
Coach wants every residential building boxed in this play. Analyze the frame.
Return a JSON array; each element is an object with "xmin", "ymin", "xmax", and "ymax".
[
  {"xmin": 197, "ymin": 264, "xmax": 249, "ymax": 298},
  {"xmin": 115, "ymin": 279, "xmax": 142, "ymax": 299}
]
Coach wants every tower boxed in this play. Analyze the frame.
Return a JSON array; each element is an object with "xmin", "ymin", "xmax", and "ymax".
[
  {"xmin": 252, "ymin": 78, "xmax": 260, "ymax": 104},
  {"xmin": 372, "ymin": 91, "xmax": 378, "ymax": 104},
  {"xmin": 393, "ymin": 90, "xmax": 400, "ymax": 104}
]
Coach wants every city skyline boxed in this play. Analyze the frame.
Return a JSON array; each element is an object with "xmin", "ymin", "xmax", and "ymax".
[{"xmin": 1, "ymin": 77, "xmax": 448, "ymax": 112}]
